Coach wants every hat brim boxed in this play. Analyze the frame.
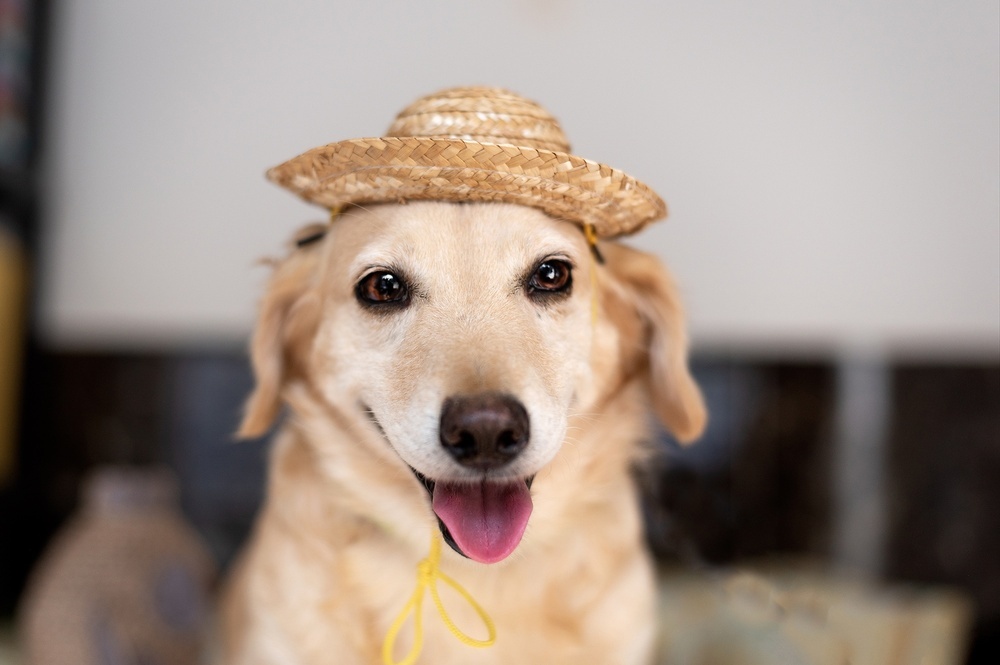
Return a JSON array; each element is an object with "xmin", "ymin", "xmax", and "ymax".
[{"xmin": 266, "ymin": 137, "xmax": 666, "ymax": 238}]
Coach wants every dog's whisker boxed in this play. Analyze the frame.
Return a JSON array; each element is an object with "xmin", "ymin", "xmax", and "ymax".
[
  {"xmin": 566, "ymin": 411, "xmax": 603, "ymax": 424},
  {"xmin": 341, "ymin": 201, "xmax": 394, "ymax": 226}
]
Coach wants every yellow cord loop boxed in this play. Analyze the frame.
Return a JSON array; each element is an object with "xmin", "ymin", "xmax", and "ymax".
[{"xmin": 382, "ymin": 533, "xmax": 496, "ymax": 665}]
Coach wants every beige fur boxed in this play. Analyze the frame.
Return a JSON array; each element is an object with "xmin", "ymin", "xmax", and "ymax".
[{"xmin": 221, "ymin": 202, "xmax": 706, "ymax": 664}]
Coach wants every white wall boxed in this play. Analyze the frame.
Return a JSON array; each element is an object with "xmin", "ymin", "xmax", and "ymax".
[{"xmin": 38, "ymin": 0, "xmax": 1000, "ymax": 357}]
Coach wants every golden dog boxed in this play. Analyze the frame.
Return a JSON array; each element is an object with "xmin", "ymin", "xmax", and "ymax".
[{"xmin": 221, "ymin": 201, "xmax": 706, "ymax": 664}]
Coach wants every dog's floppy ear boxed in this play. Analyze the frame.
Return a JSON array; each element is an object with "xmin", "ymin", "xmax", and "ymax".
[
  {"xmin": 600, "ymin": 242, "xmax": 707, "ymax": 444},
  {"xmin": 237, "ymin": 224, "xmax": 325, "ymax": 438}
]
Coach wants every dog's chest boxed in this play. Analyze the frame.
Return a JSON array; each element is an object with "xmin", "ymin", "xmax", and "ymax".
[{"xmin": 349, "ymin": 542, "xmax": 656, "ymax": 665}]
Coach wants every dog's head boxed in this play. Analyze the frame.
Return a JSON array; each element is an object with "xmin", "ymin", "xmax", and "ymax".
[{"xmin": 238, "ymin": 202, "xmax": 705, "ymax": 562}]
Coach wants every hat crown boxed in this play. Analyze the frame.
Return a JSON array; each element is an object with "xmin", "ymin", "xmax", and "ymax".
[{"xmin": 386, "ymin": 86, "xmax": 571, "ymax": 153}]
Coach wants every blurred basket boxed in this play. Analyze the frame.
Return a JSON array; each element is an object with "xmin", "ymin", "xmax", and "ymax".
[
  {"xmin": 18, "ymin": 466, "xmax": 216, "ymax": 665},
  {"xmin": 656, "ymin": 564, "xmax": 973, "ymax": 665}
]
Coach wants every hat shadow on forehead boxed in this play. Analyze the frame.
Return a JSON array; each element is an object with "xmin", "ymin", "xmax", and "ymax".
[{"xmin": 266, "ymin": 86, "xmax": 667, "ymax": 239}]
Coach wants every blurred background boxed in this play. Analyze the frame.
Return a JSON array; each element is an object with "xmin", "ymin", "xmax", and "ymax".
[{"xmin": 0, "ymin": 0, "xmax": 997, "ymax": 663}]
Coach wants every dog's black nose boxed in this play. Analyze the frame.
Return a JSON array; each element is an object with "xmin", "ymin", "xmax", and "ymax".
[{"xmin": 439, "ymin": 393, "xmax": 530, "ymax": 470}]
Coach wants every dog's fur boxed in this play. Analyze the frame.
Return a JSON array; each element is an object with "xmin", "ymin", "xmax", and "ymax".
[{"xmin": 220, "ymin": 201, "xmax": 706, "ymax": 664}]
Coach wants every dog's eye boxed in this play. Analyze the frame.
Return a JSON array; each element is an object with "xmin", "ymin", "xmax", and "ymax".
[
  {"xmin": 528, "ymin": 260, "xmax": 572, "ymax": 294},
  {"xmin": 357, "ymin": 271, "xmax": 408, "ymax": 306}
]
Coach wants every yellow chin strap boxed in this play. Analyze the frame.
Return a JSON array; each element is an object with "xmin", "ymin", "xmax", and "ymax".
[
  {"xmin": 382, "ymin": 532, "xmax": 496, "ymax": 665},
  {"xmin": 584, "ymin": 223, "xmax": 602, "ymax": 328}
]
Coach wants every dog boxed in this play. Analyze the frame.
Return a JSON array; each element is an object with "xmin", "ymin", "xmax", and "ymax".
[{"xmin": 219, "ymin": 199, "xmax": 706, "ymax": 664}]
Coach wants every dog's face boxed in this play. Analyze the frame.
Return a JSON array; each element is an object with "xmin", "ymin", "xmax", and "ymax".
[
  {"xmin": 239, "ymin": 201, "xmax": 706, "ymax": 563},
  {"xmin": 319, "ymin": 203, "xmax": 591, "ymax": 482}
]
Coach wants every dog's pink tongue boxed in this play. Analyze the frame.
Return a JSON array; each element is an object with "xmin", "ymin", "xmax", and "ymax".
[{"xmin": 432, "ymin": 480, "xmax": 532, "ymax": 564}]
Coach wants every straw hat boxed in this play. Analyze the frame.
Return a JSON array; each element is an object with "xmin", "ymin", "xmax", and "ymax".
[{"xmin": 266, "ymin": 86, "xmax": 667, "ymax": 238}]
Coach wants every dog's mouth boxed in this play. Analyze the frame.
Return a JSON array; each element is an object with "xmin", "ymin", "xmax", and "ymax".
[
  {"xmin": 363, "ymin": 403, "xmax": 534, "ymax": 564},
  {"xmin": 412, "ymin": 469, "xmax": 534, "ymax": 564}
]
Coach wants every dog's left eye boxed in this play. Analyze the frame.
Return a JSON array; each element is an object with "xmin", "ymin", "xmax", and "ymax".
[
  {"xmin": 528, "ymin": 259, "xmax": 573, "ymax": 294},
  {"xmin": 357, "ymin": 271, "xmax": 409, "ymax": 306}
]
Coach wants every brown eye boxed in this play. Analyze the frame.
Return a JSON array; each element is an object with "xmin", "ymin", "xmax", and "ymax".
[
  {"xmin": 357, "ymin": 271, "xmax": 408, "ymax": 306},
  {"xmin": 528, "ymin": 259, "xmax": 572, "ymax": 294}
]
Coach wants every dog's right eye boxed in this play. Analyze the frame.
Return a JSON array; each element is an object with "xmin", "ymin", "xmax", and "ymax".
[
  {"xmin": 356, "ymin": 271, "xmax": 409, "ymax": 306},
  {"xmin": 527, "ymin": 259, "xmax": 573, "ymax": 296}
]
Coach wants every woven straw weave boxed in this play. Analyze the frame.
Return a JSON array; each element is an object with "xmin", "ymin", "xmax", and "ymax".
[{"xmin": 267, "ymin": 87, "xmax": 667, "ymax": 238}]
